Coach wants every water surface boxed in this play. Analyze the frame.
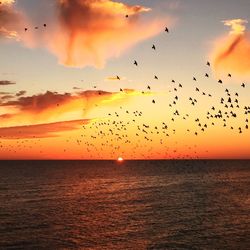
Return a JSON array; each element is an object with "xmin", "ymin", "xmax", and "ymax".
[{"xmin": 0, "ymin": 160, "xmax": 249, "ymax": 249}]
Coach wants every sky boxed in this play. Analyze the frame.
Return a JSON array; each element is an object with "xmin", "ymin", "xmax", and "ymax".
[{"xmin": 0, "ymin": 0, "xmax": 250, "ymax": 159}]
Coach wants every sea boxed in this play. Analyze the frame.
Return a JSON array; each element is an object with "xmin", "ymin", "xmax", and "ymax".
[{"xmin": 0, "ymin": 160, "xmax": 249, "ymax": 249}]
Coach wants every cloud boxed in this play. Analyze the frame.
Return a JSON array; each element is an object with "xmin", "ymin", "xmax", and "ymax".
[
  {"xmin": 0, "ymin": 0, "xmax": 24, "ymax": 41},
  {"xmin": 223, "ymin": 19, "xmax": 248, "ymax": 35},
  {"xmin": 0, "ymin": 119, "xmax": 90, "ymax": 139},
  {"xmin": 44, "ymin": 0, "xmax": 169, "ymax": 68},
  {"xmin": 0, "ymin": 88, "xmax": 145, "ymax": 139},
  {"xmin": 16, "ymin": 90, "xmax": 26, "ymax": 97},
  {"xmin": 0, "ymin": 27, "xmax": 19, "ymax": 40},
  {"xmin": 0, "ymin": 94, "xmax": 13, "ymax": 100},
  {"xmin": 105, "ymin": 76, "xmax": 125, "ymax": 81},
  {"xmin": 0, "ymin": 89, "xmax": 140, "ymax": 128},
  {"xmin": 0, "ymin": 80, "xmax": 15, "ymax": 85},
  {"xmin": 210, "ymin": 19, "xmax": 250, "ymax": 76},
  {"xmin": 0, "ymin": 0, "xmax": 172, "ymax": 68},
  {"xmin": 0, "ymin": 0, "xmax": 15, "ymax": 5},
  {"xmin": 0, "ymin": 90, "xmax": 113, "ymax": 125}
]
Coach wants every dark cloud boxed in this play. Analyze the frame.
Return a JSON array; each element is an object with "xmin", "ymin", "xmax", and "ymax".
[
  {"xmin": 0, "ymin": 119, "xmax": 90, "ymax": 139},
  {"xmin": 1, "ymin": 90, "xmax": 114, "ymax": 112},
  {"xmin": 0, "ymin": 94, "xmax": 13, "ymax": 100},
  {"xmin": 0, "ymin": 80, "xmax": 15, "ymax": 85},
  {"xmin": 16, "ymin": 90, "xmax": 26, "ymax": 97}
]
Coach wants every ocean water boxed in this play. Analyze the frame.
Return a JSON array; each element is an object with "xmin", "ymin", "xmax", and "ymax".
[{"xmin": 0, "ymin": 160, "xmax": 249, "ymax": 249}]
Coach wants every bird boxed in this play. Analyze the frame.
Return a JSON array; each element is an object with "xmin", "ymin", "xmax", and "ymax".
[
  {"xmin": 134, "ymin": 60, "xmax": 138, "ymax": 66},
  {"xmin": 218, "ymin": 79, "xmax": 223, "ymax": 84},
  {"xmin": 241, "ymin": 83, "xmax": 246, "ymax": 88},
  {"xmin": 205, "ymin": 73, "xmax": 209, "ymax": 78},
  {"xmin": 152, "ymin": 44, "xmax": 156, "ymax": 50},
  {"xmin": 152, "ymin": 100, "xmax": 156, "ymax": 104},
  {"xmin": 207, "ymin": 61, "xmax": 210, "ymax": 66},
  {"xmin": 43, "ymin": 24, "xmax": 47, "ymax": 27},
  {"xmin": 193, "ymin": 77, "xmax": 197, "ymax": 81},
  {"xmin": 154, "ymin": 75, "xmax": 158, "ymax": 80},
  {"xmin": 116, "ymin": 75, "xmax": 120, "ymax": 80},
  {"xmin": 165, "ymin": 27, "xmax": 169, "ymax": 33},
  {"xmin": 228, "ymin": 73, "xmax": 231, "ymax": 77}
]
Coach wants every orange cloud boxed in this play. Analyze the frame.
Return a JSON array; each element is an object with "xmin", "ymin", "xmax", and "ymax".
[
  {"xmin": 0, "ymin": 90, "xmax": 115, "ymax": 125},
  {"xmin": 0, "ymin": 119, "xmax": 90, "ymax": 139},
  {"xmin": 0, "ymin": 89, "xmax": 143, "ymax": 128},
  {"xmin": 1, "ymin": 0, "xmax": 15, "ymax": 4},
  {"xmin": 0, "ymin": 0, "xmax": 24, "ymax": 41},
  {"xmin": 210, "ymin": 19, "xmax": 250, "ymax": 76},
  {"xmin": 105, "ymin": 76, "xmax": 125, "ymax": 81},
  {"xmin": 0, "ymin": 0, "xmax": 172, "ymax": 68},
  {"xmin": 44, "ymin": 0, "xmax": 169, "ymax": 68}
]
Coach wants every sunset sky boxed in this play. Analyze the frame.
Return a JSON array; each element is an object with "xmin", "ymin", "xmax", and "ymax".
[{"xmin": 0, "ymin": 0, "xmax": 250, "ymax": 159}]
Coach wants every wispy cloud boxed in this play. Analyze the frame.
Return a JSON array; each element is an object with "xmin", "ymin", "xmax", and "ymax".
[
  {"xmin": 0, "ymin": 119, "xmax": 90, "ymax": 139},
  {"xmin": 0, "ymin": 80, "xmax": 16, "ymax": 85},
  {"xmin": 210, "ymin": 19, "xmax": 250, "ymax": 76},
  {"xmin": 105, "ymin": 76, "xmax": 126, "ymax": 81}
]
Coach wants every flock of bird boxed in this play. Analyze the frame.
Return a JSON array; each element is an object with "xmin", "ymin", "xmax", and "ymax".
[
  {"xmin": 0, "ymin": 14, "xmax": 249, "ymax": 159},
  {"xmin": 76, "ymin": 23, "xmax": 249, "ymax": 159}
]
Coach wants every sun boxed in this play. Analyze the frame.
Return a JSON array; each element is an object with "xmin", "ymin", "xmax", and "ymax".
[{"xmin": 117, "ymin": 157, "xmax": 124, "ymax": 162}]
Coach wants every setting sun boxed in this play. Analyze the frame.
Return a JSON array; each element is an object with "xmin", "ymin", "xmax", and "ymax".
[{"xmin": 117, "ymin": 157, "xmax": 124, "ymax": 162}]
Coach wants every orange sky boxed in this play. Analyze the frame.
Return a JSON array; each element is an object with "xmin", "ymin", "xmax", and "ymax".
[{"xmin": 0, "ymin": 0, "xmax": 250, "ymax": 159}]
